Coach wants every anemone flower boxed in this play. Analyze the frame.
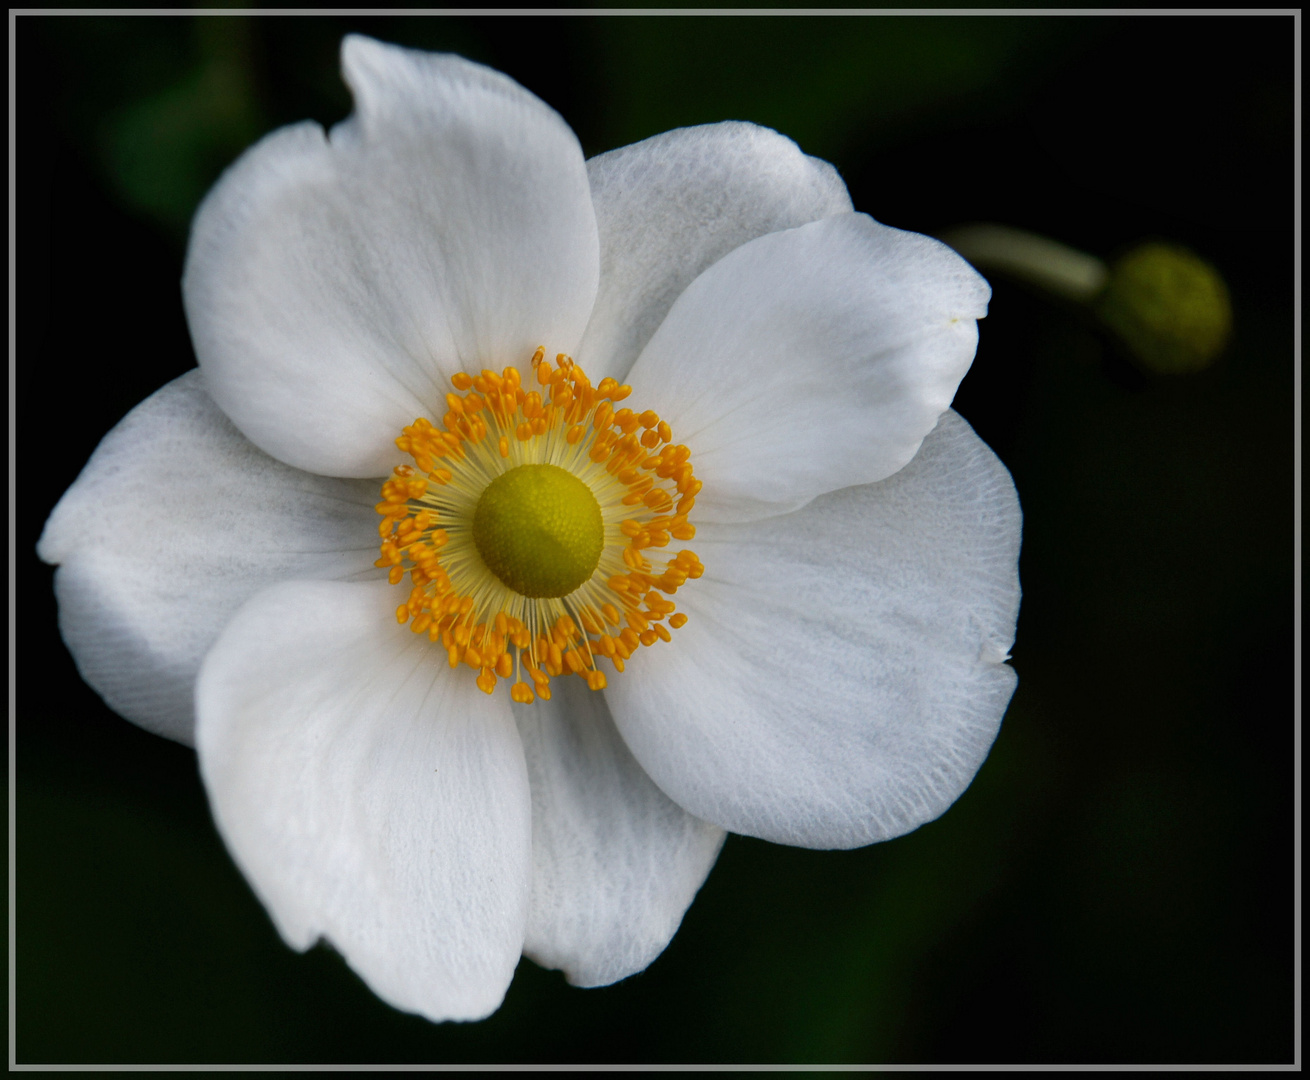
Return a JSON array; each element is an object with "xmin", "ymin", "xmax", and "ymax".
[{"xmin": 38, "ymin": 35, "xmax": 1021, "ymax": 1022}]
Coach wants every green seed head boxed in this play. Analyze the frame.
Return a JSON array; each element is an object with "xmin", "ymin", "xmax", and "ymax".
[{"xmin": 472, "ymin": 464, "xmax": 604, "ymax": 599}]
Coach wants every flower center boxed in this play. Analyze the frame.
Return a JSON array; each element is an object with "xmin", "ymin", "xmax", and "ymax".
[
  {"xmin": 472, "ymin": 464, "xmax": 604, "ymax": 598},
  {"xmin": 375, "ymin": 348, "xmax": 703, "ymax": 704}
]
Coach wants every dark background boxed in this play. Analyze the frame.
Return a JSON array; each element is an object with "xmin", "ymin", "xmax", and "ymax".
[{"xmin": 15, "ymin": 13, "xmax": 1296, "ymax": 1065}]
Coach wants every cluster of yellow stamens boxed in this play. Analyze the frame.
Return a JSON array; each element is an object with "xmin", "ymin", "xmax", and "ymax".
[{"xmin": 375, "ymin": 347, "xmax": 703, "ymax": 703}]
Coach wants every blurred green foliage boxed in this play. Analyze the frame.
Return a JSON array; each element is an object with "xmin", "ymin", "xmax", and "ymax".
[
  {"xmin": 587, "ymin": 17, "xmax": 1080, "ymax": 161},
  {"xmin": 104, "ymin": 19, "xmax": 264, "ymax": 235},
  {"xmin": 18, "ymin": 13, "xmax": 1294, "ymax": 1065}
]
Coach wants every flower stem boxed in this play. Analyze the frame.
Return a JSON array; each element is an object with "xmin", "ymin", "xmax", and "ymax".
[{"xmin": 937, "ymin": 223, "xmax": 1108, "ymax": 303}]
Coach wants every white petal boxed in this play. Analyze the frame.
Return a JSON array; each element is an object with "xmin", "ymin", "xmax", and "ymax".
[
  {"xmin": 628, "ymin": 213, "xmax": 990, "ymax": 523},
  {"xmin": 577, "ymin": 122, "xmax": 852, "ymax": 384},
  {"xmin": 36, "ymin": 372, "xmax": 379, "ymax": 746},
  {"xmin": 606, "ymin": 411, "xmax": 1020, "ymax": 849},
  {"xmin": 183, "ymin": 35, "xmax": 599, "ymax": 478},
  {"xmin": 196, "ymin": 579, "xmax": 532, "ymax": 1022},
  {"xmin": 513, "ymin": 677, "xmax": 725, "ymax": 988}
]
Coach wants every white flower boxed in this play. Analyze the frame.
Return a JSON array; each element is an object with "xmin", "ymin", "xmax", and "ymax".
[{"xmin": 38, "ymin": 36, "xmax": 1021, "ymax": 1022}]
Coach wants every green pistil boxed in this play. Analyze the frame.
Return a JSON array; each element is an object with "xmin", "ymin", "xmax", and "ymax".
[{"xmin": 472, "ymin": 464, "xmax": 604, "ymax": 599}]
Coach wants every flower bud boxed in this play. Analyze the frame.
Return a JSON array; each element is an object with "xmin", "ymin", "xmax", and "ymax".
[{"xmin": 1094, "ymin": 243, "xmax": 1232, "ymax": 375}]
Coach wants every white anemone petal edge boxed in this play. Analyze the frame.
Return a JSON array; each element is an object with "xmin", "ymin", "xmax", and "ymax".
[
  {"xmin": 579, "ymin": 121, "xmax": 852, "ymax": 385},
  {"xmin": 196, "ymin": 578, "xmax": 533, "ymax": 1022},
  {"xmin": 627, "ymin": 213, "xmax": 990, "ymax": 523},
  {"xmin": 513, "ymin": 676, "xmax": 725, "ymax": 987},
  {"xmin": 184, "ymin": 36, "xmax": 599, "ymax": 478},
  {"xmin": 607, "ymin": 411, "xmax": 1021, "ymax": 849},
  {"xmin": 37, "ymin": 372, "xmax": 379, "ymax": 745}
]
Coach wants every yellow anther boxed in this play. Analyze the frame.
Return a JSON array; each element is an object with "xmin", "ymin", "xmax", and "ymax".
[{"xmin": 378, "ymin": 346, "xmax": 700, "ymax": 703}]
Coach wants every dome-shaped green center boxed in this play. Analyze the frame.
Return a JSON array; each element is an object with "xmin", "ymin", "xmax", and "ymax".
[{"xmin": 472, "ymin": 464, "xmax": 604, "ymax": 599}]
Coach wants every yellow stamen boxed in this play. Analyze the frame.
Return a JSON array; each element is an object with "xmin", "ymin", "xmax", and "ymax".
[{"xmin": 375, "ymin": 348, "xmax": 700, "ymax": 701}]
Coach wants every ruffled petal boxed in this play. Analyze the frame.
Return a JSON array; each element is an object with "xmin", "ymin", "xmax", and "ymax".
[
  {"xmin": 36, "ymin": 371, "xmax": 379, "ymax": 746},
  {"xmin": 606, "ymin": 411, "xmax": 1020, "ymax": 849},
  {"xmin": 513, "ymin": 677, "xmax": 725, "ymax": 987},
  {"xmin": 195, "ymin": 579, "xmax": 532, "ymax": 1023},
  {"xmin": 627, "ymin": 213, "xmax": 990, "ymax": 523},
  {"xmin": 577, "ymin": 122, "xmax": 852, "ymax": 384},
  {"xmin": 183, "ymin": 35, "xmax": 599, "ymax": 478}
]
